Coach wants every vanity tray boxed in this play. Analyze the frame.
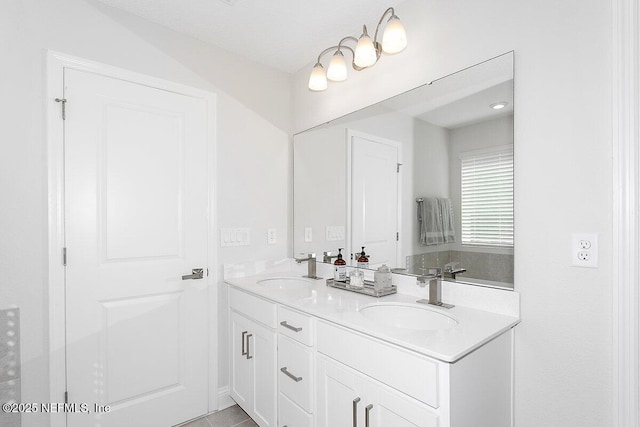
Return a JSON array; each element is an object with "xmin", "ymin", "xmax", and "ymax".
[{"xmin": 325, "ymin": 278, "xmax": 397, "ymax": 298}]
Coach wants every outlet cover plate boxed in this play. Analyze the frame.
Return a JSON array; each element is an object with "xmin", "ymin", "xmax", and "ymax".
[
  {"xmin": 267, "ymin": 228, "xmax": 277, "ymax": 244},
  {"xmin": 571, "ymin": 233, "xmax": 598, "ymax": 268}
]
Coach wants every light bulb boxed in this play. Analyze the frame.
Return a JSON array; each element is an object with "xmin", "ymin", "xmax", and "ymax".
[
  {"xmin": 327, "ymin": 51, "xmax": 348, "ymax": 82},
  {"xmin": 382, "ymin": 15, "xmax": 407, "ymax": 54},
  {"xmin": 354, "ymin": 26, "xmax": 377, "ymax": 68},
  {"xmin": 308, "ymin": 63, "xmax": 328, "ymax": 91}
]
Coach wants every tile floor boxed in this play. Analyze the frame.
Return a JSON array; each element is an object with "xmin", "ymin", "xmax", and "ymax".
[{"xmin": 177, "ymin": 405, "xmax": 257, "ymax": 427}]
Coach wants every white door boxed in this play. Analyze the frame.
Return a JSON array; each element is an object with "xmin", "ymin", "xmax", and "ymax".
[
  {"xmin": 64, "ymin": 68, "xmax": 210, "ymax": 427},
  {"xmin": 350, "ymin": 133, "xmax": 399, "ymax": 268}
]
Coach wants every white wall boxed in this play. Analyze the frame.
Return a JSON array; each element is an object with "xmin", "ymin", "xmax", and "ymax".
[
  {"xmin": 0, "ymin": 0, "xmax": 291, "ymax": 425},
  {"xmin": 293, "ymin": 0, "xmax": 613, "ymax": 425}
]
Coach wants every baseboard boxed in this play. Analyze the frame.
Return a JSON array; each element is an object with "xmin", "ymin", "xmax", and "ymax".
[{"xmin": 217, "ymin": 386, "xmax": 235, "ymax": 411}]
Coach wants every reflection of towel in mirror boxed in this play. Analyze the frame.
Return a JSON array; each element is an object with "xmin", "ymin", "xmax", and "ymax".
[
  {"xmin": 417, "ymin": 198, "xmax": 456, "ymax": 245},
  {"xmin": 438, "ymin": 198, "xmax": 456, "ymax": 243},
  {"xmin": 418, "ymin": 198, "xmax": 444, "ymax": 245}
]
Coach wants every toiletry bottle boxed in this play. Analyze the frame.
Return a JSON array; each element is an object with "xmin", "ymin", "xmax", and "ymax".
[
  {"xmin": 333, "ymin": 248, "xmax": 347, "ymax": 282},
  {"xmin": 357, "ymin": 247, "xmax": 369, "ymax": 269}
]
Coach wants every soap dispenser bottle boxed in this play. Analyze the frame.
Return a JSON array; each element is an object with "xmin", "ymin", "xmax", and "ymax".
[
  {"xmin": 333, "ymin": 248, "xmax": 347, "ymax": 282},
  {"xmin": 357, "ymin": 247, "xmax": 369, "ymax": 269}
]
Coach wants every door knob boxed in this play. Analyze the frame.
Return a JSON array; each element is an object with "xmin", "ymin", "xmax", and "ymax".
[{"xmin": 182, "ymin": 268, "xmax": 204, "ymax": 280}]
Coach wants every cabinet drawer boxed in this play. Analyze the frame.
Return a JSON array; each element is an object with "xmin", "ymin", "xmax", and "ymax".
[
  {"xmin": 278, "ymin": 305, "xmax": 314, "ymax": 346},
  {"xmin": 317, "ymin": 320, "xmax": 439, "ymax": 408},
  {"xmin": 229, "ymin": 286, "xmax": 277, "ymax": 328},
  {"xmin": 279, "ymin": 393, "xmax": 313, "ymax": 427},
  {"xmin": 278, "ymin": 335, "xmax": 313, "ymax": 413}
]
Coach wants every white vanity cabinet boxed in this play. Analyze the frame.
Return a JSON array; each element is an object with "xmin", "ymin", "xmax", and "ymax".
[
  {"xmin": 315, "ymin": 320, "xmax": 513, "ymax": 427},
  {"xmin": 229, "ymin": 288, "xmax": 278, "ymax": 427},
  {"xmin": 227, "ymin": 282, "xmax": 515, "ymax": 427},
  {"xmin": 316, "ymin": 355, "xmax": 437, "ymax": 427}
]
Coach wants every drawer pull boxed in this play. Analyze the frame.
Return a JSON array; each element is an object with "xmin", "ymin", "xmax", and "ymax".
[
  {"xmin": 280, "ymin": 367, "xmax": 303, "ymax": 382},
  {"xmin": 241, "ymin": 331, "xmax": 248, "ymax": 356},
  {"xmin": 352, "ymin": 397, "xmax": 361, "ymax": 427},
  {"xmin": 280, "ymin": 321, "xmax": 302, "ymax": 332},
  {"xmin": 365, "ymin": 404, "xmax": 373, "ymax": 427},
  {"xmin": 246, "ymin": 334, "xmax": 253, "ymax": 360}
]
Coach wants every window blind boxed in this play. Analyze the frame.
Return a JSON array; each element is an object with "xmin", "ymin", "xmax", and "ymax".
[{"xmin": 460, "ymin": 148, "xmax": 513, "ymax": 247}]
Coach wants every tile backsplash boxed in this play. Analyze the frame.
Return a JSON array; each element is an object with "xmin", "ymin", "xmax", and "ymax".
[
  {"xmin": 0, "ymin": 308, "xmax": 20, "ymax": 427},
  {"xmin": 406, "ymin": 250, "xmax": 514, "ymax": 286}
]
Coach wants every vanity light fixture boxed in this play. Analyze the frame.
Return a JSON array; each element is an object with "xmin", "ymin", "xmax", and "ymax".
[
  {"xmin": 490, "ymin": 101, "xmax": 509, "ymax": 110},
  {"xmin": 308, "ymin": 7, "xmax": 407, "ymax": 91}
]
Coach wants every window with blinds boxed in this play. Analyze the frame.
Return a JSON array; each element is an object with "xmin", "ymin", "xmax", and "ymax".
[{"xmin": 460, "ymin": 147, "xmax": 513, "ymax": 247}]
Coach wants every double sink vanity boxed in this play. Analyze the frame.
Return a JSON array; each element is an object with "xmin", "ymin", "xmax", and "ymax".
[
  {"xmin": 226, "ymin": 264, "xmax": 519, "ymax": 427},
  {"xmin": 228, "ymin": 51, "xmax": 519, "ymax": 427}
]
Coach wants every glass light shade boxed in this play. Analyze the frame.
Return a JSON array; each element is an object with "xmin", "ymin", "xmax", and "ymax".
[
  {"xmin": 354, "ymin": 34, "xmax": 377, "ymax": 68},
  {"xmin": 382, "ymin": 15, "xmax": 407, "ymax": 54},
  {"xmin": 327, "ymin": 51, "xmax": 348, "ymax": 82},
  {"xmin": 308, "ymin": 63, "xmax": 328, "ymax": 91}
]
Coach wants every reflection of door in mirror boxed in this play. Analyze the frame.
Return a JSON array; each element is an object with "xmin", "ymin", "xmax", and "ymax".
[{"xmin": 349, "ymin": 131, "xmax": 400, "ymax": 269}]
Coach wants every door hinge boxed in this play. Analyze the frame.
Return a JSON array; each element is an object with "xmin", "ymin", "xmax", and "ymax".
[
  {"xmin": 397, "ymin": 163, "xmax": 401, "ymax": 173},
  {"xmin": 62, "ymin": 247, "xmax": 67, "ymax": 266},
  {"xmin": 396, "ymin": 232, "xmax": 399, "ymax": 241},
  {"xmin": 55, "ymin": 98, "xmax": 67, "ymax": 120},
  {"xmin": 64, "ymin": 391, "xmax": 68, "ymax": 403}
]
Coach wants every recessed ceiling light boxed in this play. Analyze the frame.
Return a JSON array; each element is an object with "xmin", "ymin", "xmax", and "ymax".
[{"xmin": 490, "ymin": 102, "xmax": 508, "ymax": 110}]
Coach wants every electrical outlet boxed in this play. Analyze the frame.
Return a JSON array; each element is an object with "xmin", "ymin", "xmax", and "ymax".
[
  {"xmin": 267, "ymin": 228, "xmax": 277, "ymax": 244},
  {"xmin": 577, "ymin": 251, "xmax": 590, "ymax": 261},
  {"xmin": 572, "ymin": 233, "xmax": 598, "ymax": 268}
]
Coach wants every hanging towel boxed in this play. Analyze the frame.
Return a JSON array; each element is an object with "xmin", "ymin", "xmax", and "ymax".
[
  {"xmin": 418, "ymin": 198, "xmax": 444, "ymax": 245},
  {"xmin": 417, "ymin": 197, "xmax": 456, "ymax": 245},
  {"xmin": 438, "ymin": 198, "xmax": 456, "ymax": 243}
]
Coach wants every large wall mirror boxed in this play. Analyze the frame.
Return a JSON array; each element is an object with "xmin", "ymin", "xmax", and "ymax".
[{"xmin": 294, "ymin": 52, "xmax": 514, "ymax": 289}]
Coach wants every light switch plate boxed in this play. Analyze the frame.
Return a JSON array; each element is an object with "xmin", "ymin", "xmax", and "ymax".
[
  {"xmin": 220, "ymin": 228, "xmax": 251, "ymax": 247},
  {"xmin": 571, "ymin": 233, "xmax": 598, "ymax": 268},
  {"xmin": 304, "ymin": 227, "xmax": 312, "ymax": 242},
  {"xmin": 326, "ymin": 225, "xmax": 345, "ymax": 241}
]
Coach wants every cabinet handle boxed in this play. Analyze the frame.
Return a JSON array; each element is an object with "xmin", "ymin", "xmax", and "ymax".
[
  {"xmin": 280, "ymin": 367, "xmax": 303, "ymax": 382},
  {"xmin": 352, "ymin": 397, "xmax": 361, "ymax": 427},
  {"xmin": 241, "ymin": 331, "xmax": 248, "ymax": 356},
  {"xmin": 280, "ymin": 321, "xmax": 302, "ymax": 332},
  {"xmin": 365, "ymin": 404, "xmax": 373, "ymax": 427},
  {"xmin": 246, "ymin": 334, "xmax": 253, "ymax": 359}
]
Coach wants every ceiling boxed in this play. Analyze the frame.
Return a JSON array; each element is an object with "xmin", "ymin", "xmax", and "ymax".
[{"xmin": 95, "ymin": 0, "xmax": 406, "ymax": 74}]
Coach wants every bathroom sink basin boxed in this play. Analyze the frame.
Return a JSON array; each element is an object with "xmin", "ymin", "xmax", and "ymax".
[
  {"xmin": 358, "ymin": 303, "xmax": 458, "ymax": 331},
  {"xmin": 257, "ymin": 277, "xmax": 313, "ymax": 290}
]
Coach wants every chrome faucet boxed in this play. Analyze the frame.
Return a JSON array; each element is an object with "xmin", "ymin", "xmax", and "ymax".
[
  {"xmin": 295, "ymin": 253, "xmax": 322, "ymax": 280},
  {"xmin": 416, "ymin": 268, "xmax": 454, "ymax": 309},
  {"xmin": 322, "ymin": 251, "xmax": 339, "ymax": 264}
]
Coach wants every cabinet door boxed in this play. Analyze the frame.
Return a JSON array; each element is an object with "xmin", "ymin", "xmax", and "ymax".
[
  {"xmin": 230, "ymin": 311, "xmax": 253, "ymax": 410},
  {"xmin": 250, "ymin": 319, "xmax": 277, "ymax": 427},
  {"xmin": 371, "ymin": 386, "xmax": 438, "ymax": 427},
  {"xmin": 316, "ymin": 356, "xmax": 368, "ymax": 427}
]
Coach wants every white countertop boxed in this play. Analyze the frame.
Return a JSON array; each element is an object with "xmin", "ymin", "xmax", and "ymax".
[{"xmin": 226, "ymin": 270, "xmax": 520, "ymax": 363}]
